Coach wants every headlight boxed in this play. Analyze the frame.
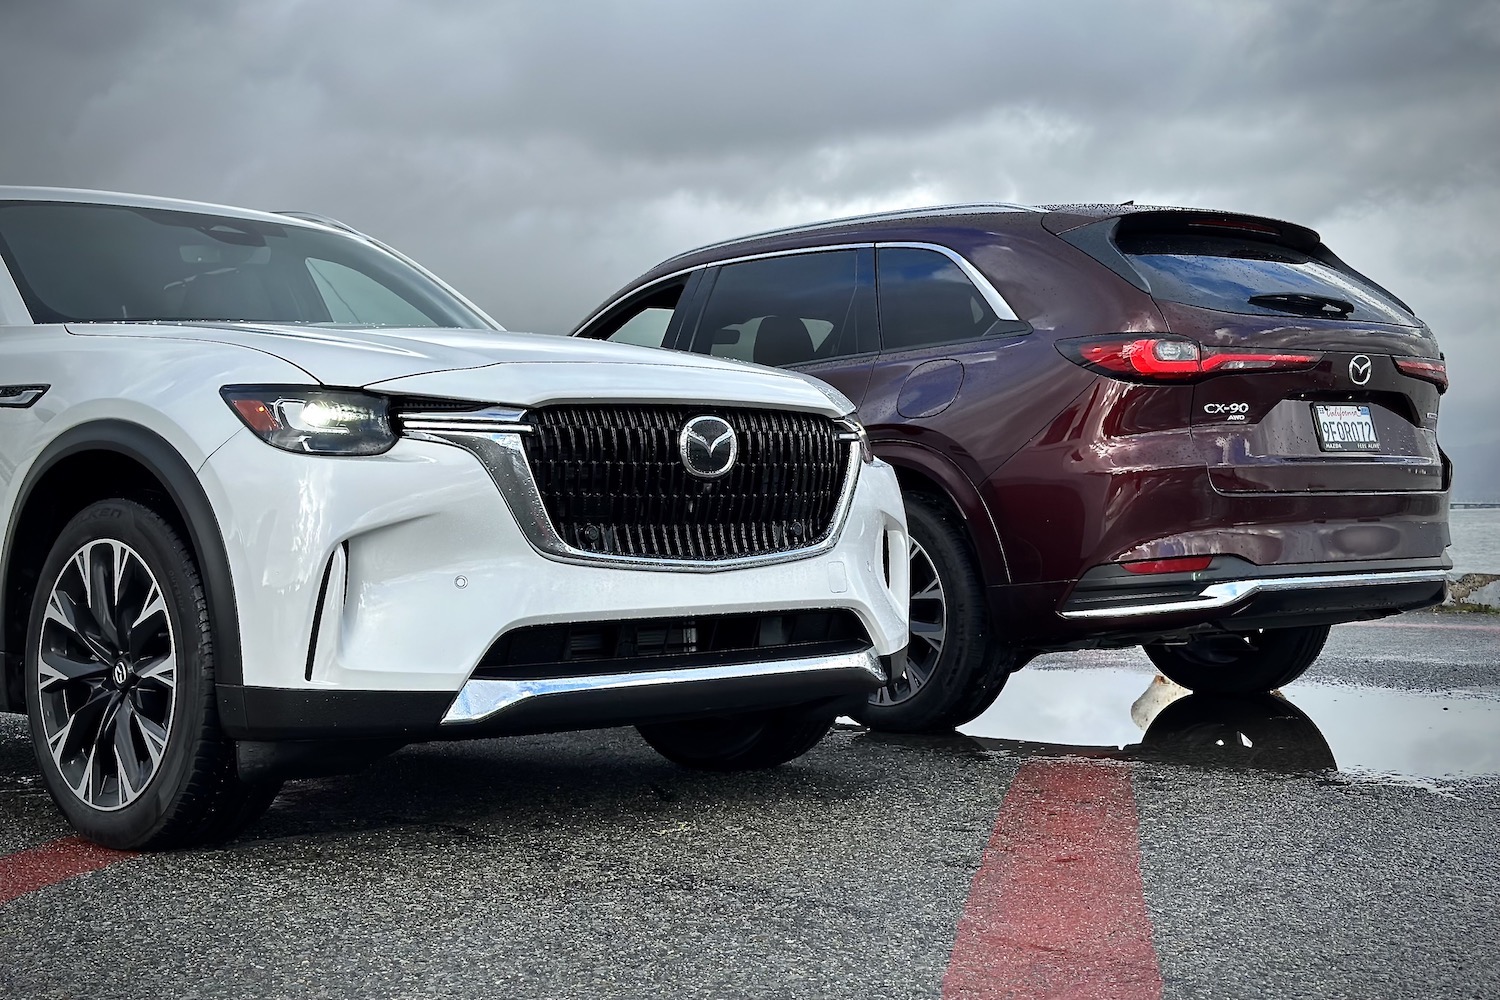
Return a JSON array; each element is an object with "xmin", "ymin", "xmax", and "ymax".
[
  {"xmin": 221, "ymin": 386, "xmax": 395, "ymax": 456},
  {"xmin": 836, "ymin": 417, "xmax": 875, "ymax": 464}
]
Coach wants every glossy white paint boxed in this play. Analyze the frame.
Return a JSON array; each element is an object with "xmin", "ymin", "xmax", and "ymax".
[
  {"xmin": 201, "ymin": 430, "xmax": 907, "ymax": 692},
  {"xmin": 0, "ymin": 187, "xmax": 909, "ymax": 708}
]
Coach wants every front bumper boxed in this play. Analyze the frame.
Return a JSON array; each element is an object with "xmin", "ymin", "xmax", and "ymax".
[
  {"xmin": 220, "ymin": 647, "xmax": 886, "ymax": 742},
  {"xmin": 199, "ymin": 428, "xmax": 908, "ymax": 740}
]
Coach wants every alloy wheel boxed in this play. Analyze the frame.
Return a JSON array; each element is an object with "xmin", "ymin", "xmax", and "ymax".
[
  {"xmin": 870, "ymin": 537, "xmax": 947, "ymax": 706},
  {"xmin": 34, "ymin": 539, "xmax": 178, "ymax": 811}
]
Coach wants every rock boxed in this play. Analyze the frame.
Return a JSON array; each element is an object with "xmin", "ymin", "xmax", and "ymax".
[{"xmin": 1445, "ymin": 573, "xmax": 1500, "ymax": 611}]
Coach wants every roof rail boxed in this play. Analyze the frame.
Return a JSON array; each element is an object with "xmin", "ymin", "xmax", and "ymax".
[{"xmin": 664, "ymin": 202, "xmax": 1041, "ymax": 263}]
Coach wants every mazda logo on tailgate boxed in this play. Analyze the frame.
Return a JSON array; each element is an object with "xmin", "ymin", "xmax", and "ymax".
[
  {"xmin": 679, "ymin": 415, "xmax": 738, "ymax": 478},
  {"xmin": 1349, "ymin": 355, "xmax": 1373, "ymax": 385}
]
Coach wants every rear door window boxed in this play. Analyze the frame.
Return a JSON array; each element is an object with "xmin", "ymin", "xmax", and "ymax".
[
  {"xmin": 688, "ymin": 250, "xmax": 863, "ymax": 367},
  {"xmin": 1118, "ymin": 232, "xmax": 1415, "ymax": 325},
  {"xmin": 875, "ymin": 247, "xmax": 1021, "ymax": 351}
]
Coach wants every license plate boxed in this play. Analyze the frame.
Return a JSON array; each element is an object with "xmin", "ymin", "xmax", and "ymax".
[{"xmin": 1312, "ymin": 403, "xmax": 1380, "ymax": 452}]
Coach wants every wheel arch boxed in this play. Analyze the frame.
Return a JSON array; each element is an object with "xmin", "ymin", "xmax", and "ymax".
[
  {"xmin": 0, "ymin": 420, "xmax": 241, "ymax": 713},
  {"xmin": 875, "ymin": 442, "xmax": 1011, "ymax": 587}
]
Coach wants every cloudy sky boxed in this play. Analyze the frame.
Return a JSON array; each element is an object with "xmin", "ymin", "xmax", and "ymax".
[{"xmin": 2, "ymin": 0, "xmax": 1497, "ymax": 497}]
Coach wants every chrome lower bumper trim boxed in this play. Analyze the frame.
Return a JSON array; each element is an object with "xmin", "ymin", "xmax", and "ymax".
[
  {"xmin": 440, "ymin": 648, "xmax": 885, "ymax": 725},
  {"xmin": 1059, "ymin": 569, "xmax": 1450, "ymax": 620}
]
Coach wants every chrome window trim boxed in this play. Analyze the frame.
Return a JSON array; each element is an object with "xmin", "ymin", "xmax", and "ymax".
[
  {"xmin": 875, "ymin": 242, "xmax": 1021, "ymax": 322},
  {"xmin": 407, "ymin": 421, "xmax": 865, "ymax": 574},
  {"xmin": 441, "ymin": 647, "xmax": 884, "ymax": 725},
  {"xmin": 576, "ymin": 240, "xmax": 1022, "ymax": 337},
  {"xmin": 1058, "ymin": 568, "xmax": 1449, "ymax": 620}
]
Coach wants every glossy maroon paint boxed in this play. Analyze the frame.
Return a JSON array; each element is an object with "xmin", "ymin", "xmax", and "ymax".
[{"xmin": 571, "ymin": 205, "xmax": 1451, "ymax": 654}]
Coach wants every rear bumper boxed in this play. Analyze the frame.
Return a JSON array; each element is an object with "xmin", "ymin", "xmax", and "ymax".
[
  {"xmin": 1060, "ymin": 559, "xmax": 1449, "ymax": 621},
  {"xmin": 990, "ymin": 557, "xmax": 1449, "ymax": 649}
]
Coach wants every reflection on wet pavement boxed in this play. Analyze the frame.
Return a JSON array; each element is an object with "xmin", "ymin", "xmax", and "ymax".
[{"xmin": 876, "ymin": 663, "xmax": 1500, "ymax": 782}]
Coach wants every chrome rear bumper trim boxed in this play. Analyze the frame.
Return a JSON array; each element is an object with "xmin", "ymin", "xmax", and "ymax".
[
  {"xmin": 1058, "ymin": 569, "xmax": 1450, "ymax": 620},
  {"xmin": 441, "ymin": 648, "xmax": 885, "ymax": 725}
]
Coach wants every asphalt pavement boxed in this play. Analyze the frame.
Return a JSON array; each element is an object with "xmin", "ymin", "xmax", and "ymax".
[{"xmin": 1, "ymin": 610, "xmax": 1496, "ymax": 999}]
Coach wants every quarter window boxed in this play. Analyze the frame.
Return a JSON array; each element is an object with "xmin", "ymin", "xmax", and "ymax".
[
  {"xmin": 876, "ymin": 247, "xmax": 1010, "ymax": 351},
  {"xmin": 691, "ymin": 250, "xmax": 860, "ymax": 367},
  {"xmin": 584, "ymin": 281, "xmax": 686, "ymax": 349}
]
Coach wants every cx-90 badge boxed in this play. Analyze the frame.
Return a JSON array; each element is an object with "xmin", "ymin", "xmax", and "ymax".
[
  {"xmin": 679, "ymin": 415, "xmax": 738, "ymax": 478},
  {"xmin": 1349, "ymin": 355, "xmax": 1373, "ymax": 385}
]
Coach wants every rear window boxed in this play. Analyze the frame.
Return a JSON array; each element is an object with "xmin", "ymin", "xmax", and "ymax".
[
  {"xmin": 0, "ymin": 201, "xmax": 490, "ymax": 327},
  {"xmin": 1118, "ymin": 232, "xmax": 1416, "ymax": 326}
]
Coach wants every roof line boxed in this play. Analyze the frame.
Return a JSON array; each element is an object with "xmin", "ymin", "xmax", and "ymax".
[{"xmin": 662, "ymin": 202, "xmax": 1042, "ymax": 264}]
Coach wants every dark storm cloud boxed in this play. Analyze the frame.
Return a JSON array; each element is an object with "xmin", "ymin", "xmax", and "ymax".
[{"xmin": 2, "ymin": 0, "xmax": 1497, "ymax": 494}]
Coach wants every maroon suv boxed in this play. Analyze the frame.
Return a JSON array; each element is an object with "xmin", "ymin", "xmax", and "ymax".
[{"xmin": 571, "ymin": 204, "xmax": 1451, "ymax": 732}]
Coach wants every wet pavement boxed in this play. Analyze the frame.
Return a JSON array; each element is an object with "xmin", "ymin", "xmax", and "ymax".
[
  {"xmin": 0, "ymin": 610, "xmax": 1496, "ymax": 999},
  {"xmin": 958, "ymin": 617, "xmax": 1500, "ymax": 784}
]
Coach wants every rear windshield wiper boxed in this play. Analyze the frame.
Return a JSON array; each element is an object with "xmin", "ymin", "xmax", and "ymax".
[{"xmin": 1248, "ymin": 292, "xmax": 1354, "ymax": 318}]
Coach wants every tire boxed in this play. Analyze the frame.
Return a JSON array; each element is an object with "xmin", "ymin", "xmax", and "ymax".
[
  {"xmin": 25, "ymin": 500, "xmax": 278, "ymax": 850},
  {"xmin": 638, "ymin": 709, "xmax": 835, "ymax": 771},
  {"xmin": 1142, "ymin": 624, "xmax": 1331, "ymax": 696},
  {"xmin": 852, "ymin": 493, "xmax": 1015, "ymax": 733}
]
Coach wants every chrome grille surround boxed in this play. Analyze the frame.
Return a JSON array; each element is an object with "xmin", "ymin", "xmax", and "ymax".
[{"xmin": 400, "ymin": 405, "xmax": 862, "ymax": 573}]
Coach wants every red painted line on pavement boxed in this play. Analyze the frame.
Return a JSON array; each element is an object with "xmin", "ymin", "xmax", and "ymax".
[
  {"xmin": 943, "ymin": 760, "xmax": 1163, "ymax": 1000},
  {"xmin": 0, "ymin": 836, "xmax": 135, "ymax": 905}
]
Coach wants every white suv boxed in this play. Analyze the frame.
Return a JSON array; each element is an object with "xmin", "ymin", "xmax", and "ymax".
[{"xmin": 0, "ymin": 188, "xmax": 909, "ymax": 849}]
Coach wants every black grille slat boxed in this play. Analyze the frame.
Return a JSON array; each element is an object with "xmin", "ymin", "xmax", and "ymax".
[{"xmin": 523, "ymin": 404, "xmax": 850, "ymax": 561}]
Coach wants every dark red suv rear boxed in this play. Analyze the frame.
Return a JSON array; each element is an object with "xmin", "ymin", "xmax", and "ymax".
[{"xmin": 571, "ymin": 204, "xmax": 1451, "ymax": 732}]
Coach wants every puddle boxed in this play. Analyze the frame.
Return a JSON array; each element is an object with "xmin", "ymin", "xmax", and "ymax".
[{"xmin": 941, "ymin": 666, "xmax": 1500, "ymax": 782}]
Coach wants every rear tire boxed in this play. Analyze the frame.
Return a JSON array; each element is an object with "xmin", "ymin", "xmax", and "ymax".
[
  {"xmin": 25, "ymin": 500, "xmax": 276, "ymax": 850},
  {"xmin": 1142, "ymin": 624, "xmax": 1331, "ymax": 695},
  {"xmin": 638, "ymin": 709, "xmax": 835, "ymax": 771},
  {"xmin": 853, "ymin": 493, "xmax": 1014, "ymax": 733}
]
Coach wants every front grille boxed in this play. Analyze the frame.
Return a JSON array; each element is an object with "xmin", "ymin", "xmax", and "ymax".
[
  {"xmin": 477, "ymin": 609, "xmax": 869, "ymax": 679},
  {"xmin": 522, "ymin": 404, "xmax": 851, "ymax": 561}
]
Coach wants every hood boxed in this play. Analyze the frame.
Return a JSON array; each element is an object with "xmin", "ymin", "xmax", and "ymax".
[{"xmin": 67, "ymin": 321, "xmax": 852, "ymax": 416}]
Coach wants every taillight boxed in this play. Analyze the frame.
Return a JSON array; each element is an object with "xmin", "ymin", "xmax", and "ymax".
[
  {"xmin": 1394, "ymin": 357, "xmax": 1448, "ymax": 393},
  {"xmin": 1059, "ymin": 336, "xmax": 1322, "ymax": 384}
]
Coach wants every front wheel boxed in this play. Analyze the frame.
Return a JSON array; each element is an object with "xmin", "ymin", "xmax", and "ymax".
[
  {"xmin": 638, "ymin": 709, "xmax": 835, "ymax": 771},
  {"xmin": 1142, "ymin": 625, "xmax": 1331, "ymax": 695},
  {"xmin": 26, "ymin": 500, "xmax": 277, "ymax": 850}
]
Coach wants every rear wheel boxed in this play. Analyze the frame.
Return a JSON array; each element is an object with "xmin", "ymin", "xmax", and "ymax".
[
  {"xmin": 1142, "ymin": 624, "xmax": 1331, "ymax": 695},
  {"xmin": 854, "ymin": 493, "xmax": 1014, "ymax": 733},
  {"xmin": 638, "ymin": 709, "xmax": 835, "ymax": 771},
  {"xmin": 25, "ymin": 500, "xmax": 277, "ymax": 850}
]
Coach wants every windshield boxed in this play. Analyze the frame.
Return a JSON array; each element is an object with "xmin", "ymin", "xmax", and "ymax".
[{"xmin": 0, "ymin": 201, "xmax": 493, "ymax": 328}]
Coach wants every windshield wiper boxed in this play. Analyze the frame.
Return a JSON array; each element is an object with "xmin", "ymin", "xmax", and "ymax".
[{"xmin": 1248, "ymin": 292, "xmax": 1354, "ymax": 318}]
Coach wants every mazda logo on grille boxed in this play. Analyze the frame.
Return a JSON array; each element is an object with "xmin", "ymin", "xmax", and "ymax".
[
  {"xmin": 1349, "ymin": 355, "xmax": 1373, "ymax": 385},
  {"xmin": 679, "ymin": 415, "xmax": 738, "ymax": 479}
]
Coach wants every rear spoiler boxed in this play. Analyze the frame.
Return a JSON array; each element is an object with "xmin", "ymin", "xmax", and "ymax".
[{"xmin": 1044, "ymin": 207, "xmax": 1414, "ymax": 315}]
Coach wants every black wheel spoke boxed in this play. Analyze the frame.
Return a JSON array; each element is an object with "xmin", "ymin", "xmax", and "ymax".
[{"xmin": 37, "ymin": 647, "xmax": 110, "ymax": 690}]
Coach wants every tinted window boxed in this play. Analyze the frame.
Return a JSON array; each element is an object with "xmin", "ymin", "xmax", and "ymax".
[
  {"xmin": 691, "ymin": 251, "xmax": 859, "ymax": 367},
  {"xmin": 0, "ymin": 201, "xmax": 491, "ymax": 327},
  {"xmin": 1118, "ymin": 232, "xmax": 1415, "ymax": 325},
  {"xmin": 587, "ymin": 282, "xmax": 685, "ymax": 349},
  {"xmin": 877, "ymin": 247, "xmax": 1007, "ymax": 351}
]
